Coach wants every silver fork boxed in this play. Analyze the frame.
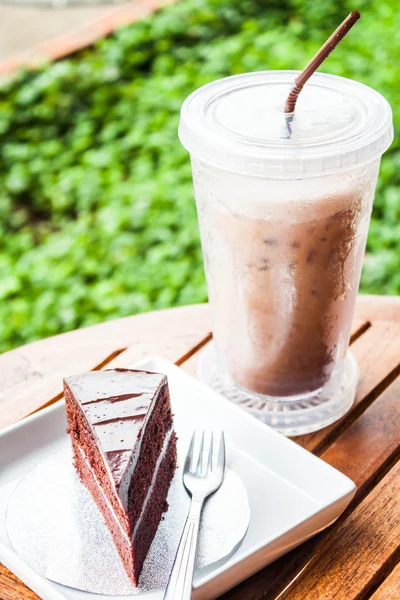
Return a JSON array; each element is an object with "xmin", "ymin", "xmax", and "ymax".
[{"xmin": 164, "ymin": 430, "xmax": 226, "ymax": 600}]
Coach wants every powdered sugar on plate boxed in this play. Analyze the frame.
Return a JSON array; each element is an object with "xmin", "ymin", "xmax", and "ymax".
[{"xmin": 6, "ymin": 445, "xmax": 250, "ymax": 595}]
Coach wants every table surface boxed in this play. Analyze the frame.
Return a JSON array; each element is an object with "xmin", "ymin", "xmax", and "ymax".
[{"xmin": 1, "ymin": 295, "xmax": 400, "ymax": 600}]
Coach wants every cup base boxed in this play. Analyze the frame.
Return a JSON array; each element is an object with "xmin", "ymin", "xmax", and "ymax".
[{"xmin": 197, "ymin": 343, "xmax": 358, "ymax": 436}]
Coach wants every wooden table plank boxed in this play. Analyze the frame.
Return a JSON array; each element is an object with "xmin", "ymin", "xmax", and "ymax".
[
  {"xmin": 182, "ymin": 319, "xmax": 400, "ymax": 459},
  {"xmin": 0, "ymin": 566, "xmax": 39, "ymax": 600},
  {"xmin": 105, "ymin": 332, "xmax": 212, "ymax": 371},
  {"xmin": 278, "ymin": 460, "xmax": 400, "ymax": 600},
  {"xmin": 370, "ymin": 562, "xmax": 400, "ymax": 600},
  {"xmin": 349, "ymin": 318, "xmax": 371, "ymax": 343},
  {"xmin": 352, "ymin": 294, "xmax": 400, "ymax": 323},
  {"xmin": 1, "ymin": 296, "xmax": 399, "ymax": 600},
  {"xmin": 0, "ymin": 304, "xmax": 374, "ymax": 428},
  {"xmin": 296, "ymin": 321, "xmax": 400, "ymax": 454},
  {"xmin": 180, "ymin": 317, "xmax": 370, "ymax": 378},
  {"xmin": 320, "ymin": 375, "xmax": 400, "ymax": 492},
  {"xmin": 220, "ymin": 375, "xmax": 400, "ymax": 600},
  {"xmin": 0, "ymin": 304, "xmax": 211, "ymax": 429}
]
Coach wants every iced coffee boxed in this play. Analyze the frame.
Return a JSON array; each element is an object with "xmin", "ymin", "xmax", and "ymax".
[
  {"xmin": 192, "ymin": 158, "xmax": 379, "ymax": 397},
  {"xmin": 179, "ymin": 70, "xmax": 393, "ymax": 423}
]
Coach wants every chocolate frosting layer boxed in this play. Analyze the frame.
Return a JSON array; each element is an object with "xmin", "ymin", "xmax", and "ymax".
[{"xmin": 64, "ymin": 369, "xmax": 167, "ymax": 490}]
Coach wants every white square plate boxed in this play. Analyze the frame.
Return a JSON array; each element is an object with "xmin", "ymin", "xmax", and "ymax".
[{"xmin": 0, "ymin": 357, "xmax": 355, "ymax": 600}]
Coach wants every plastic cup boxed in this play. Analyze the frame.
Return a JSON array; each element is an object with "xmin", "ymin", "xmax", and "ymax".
[{"xmin": 179, "ymin": 71, "xmax": 393, "ymax": 435}]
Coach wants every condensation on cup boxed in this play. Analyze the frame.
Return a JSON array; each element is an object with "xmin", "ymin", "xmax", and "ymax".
[{"xmin": 179, "ymin": 71, "xmax": 393, "ymax": 434}]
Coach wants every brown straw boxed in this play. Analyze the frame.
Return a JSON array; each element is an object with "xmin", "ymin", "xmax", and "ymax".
[{"xmin": 284, "ymin": 11, "xmax": 361, "ymax": 114}]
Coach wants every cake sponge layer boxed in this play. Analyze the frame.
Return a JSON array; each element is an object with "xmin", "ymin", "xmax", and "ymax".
[{"xmin": 64, "ymin": 368, "xmax": 177, "ymax": 585}]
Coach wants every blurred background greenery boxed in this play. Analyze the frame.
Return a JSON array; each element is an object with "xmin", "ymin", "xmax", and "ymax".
[{"xmin": 0, "ymin": 0, "xmax": 399, "ymax": 353}]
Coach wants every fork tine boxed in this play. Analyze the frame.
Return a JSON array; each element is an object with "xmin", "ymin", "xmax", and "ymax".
[
  {"xmin": 184, "ymin": 431, "xmax": 196, "ymax": 473},
  {"xmin": 195, "ymin": 431, "xmax": 205, "ymax": 474},
  {"xmin": 206, "ymin": 432, "xmax": 214, "ymax": 473},
  {"xmin": 216, "ymin": 431, "xmax": 226, "ymax": 474}
]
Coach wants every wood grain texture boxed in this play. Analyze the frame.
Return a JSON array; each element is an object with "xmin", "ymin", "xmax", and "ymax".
[
  {"xmin": 0, "ymin": 565, "xmax": 39, "ymax": 600},
  {"xmin": 0, "ymin": 304, "xmax": 373, "ymax": 429},
  {"xmin": 279, "ymin": 460, "xmax": 400, "ymax": 600},
  {"xmin": 1, "ymin": 296, "xmax": 400, "ymax": 600},
  {"xmin": 349, "ymin": 318, "xmax": 370, "ymax": 343},
  {"xmin": 105, "ymin": 332, "xmax": 212, "ymax": 371},
  {"xmin": 180, "ymin": 317, "xmax": 370, "ymax": 378},
  {"xmin": 0, "ymin": 304, "xmax": 211, "ymax": 429},
  {"xmin": 354, "ymin": 294, "xmax": 400, "ymax": 323},
  {"xmin": 370, "ymin": 562, "xmax": 400, "ymax": 600},
  {"xmin": 179, "ymin": 342, "xmax": 206, "ymax": 376},
  {"xmin": 320, "ymin": 375, "xmax": 400, "ymax": 491},
  {"xmin": 296, "ymin": 321, "xmax": 400, "ymax": 453},
  {"xmin": 220, "ymin": 375, "xmax": 400, "ymax": 600}
]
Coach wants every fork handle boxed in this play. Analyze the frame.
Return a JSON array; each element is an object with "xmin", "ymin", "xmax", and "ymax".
[{"xmin": 164, "ymin": 500, "xmax": 203, "ymax": 600}]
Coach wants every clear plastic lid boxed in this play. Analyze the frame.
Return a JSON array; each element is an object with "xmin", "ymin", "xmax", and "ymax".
[{"xmin": 179, "ymin": 71, "xmax": 393, "ymax": 179}]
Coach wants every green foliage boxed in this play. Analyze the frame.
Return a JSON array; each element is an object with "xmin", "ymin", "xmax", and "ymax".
[{"xmin": 0, "ymin": 0, "xmax": 399, "ymax": 352}]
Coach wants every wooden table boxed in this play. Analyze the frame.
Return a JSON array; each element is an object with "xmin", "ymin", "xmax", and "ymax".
[{"xmin": 1, "ymin": 295, "xmax": 400, "ymax": 600}]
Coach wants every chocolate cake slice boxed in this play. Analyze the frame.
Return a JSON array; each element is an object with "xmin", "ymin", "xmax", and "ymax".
[{"xmin": 64, "ymin": 368, "xmax": 177, "ymax": 585}]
